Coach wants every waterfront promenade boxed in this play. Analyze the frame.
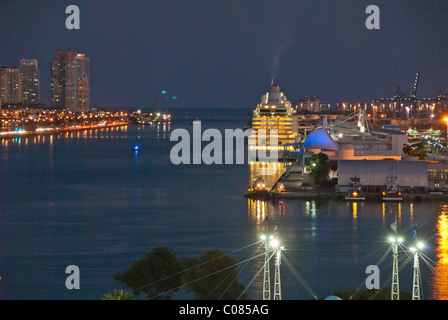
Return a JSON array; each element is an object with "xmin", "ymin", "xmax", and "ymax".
[{"xmin": 0, "ymin": 121, "xmax": 129, "ymax": 140}]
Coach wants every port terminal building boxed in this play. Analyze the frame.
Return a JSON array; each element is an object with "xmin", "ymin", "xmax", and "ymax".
[
  {"xmin": 302, "ymin": 110, "xmax": 408, "ymax": 161},
  {"xmin": 276, "ymin": 109, "xmax": 443, "ymax": 193},
  {"xmin": 337, "ymin": 160, "xmax": 428, "ymax": 193}
]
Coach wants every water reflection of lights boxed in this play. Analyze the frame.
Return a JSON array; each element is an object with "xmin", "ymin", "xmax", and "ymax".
[
  {"xmin": 304, "ymin": 201, "xmax": 318, "ymax": 238},
  {"xmin": 346, "ymin": 201, "xmax": 363, "ymax": 218},
  {"xmin": 352, "ymin": 202, "xmax": 358, "ymax": 232},
  {"xmin": 156, "ymin": 122, "xmax": 171, "ymax": 139},
  {"xmin": 248, "ymin": 199, "xmax": 268, "ymax": 233},
  {"xmin": 248, "ymin": 161, "xmax": 285, "ymax": 192},
  {"xmin": 247, "ymin": 198, "xmax": 268, "ymax": 298},
  {"xmin": 134, "ymin": 148, "xmax": 139, "ymax": 167},
  {"xmin": 248, "ymin": 198, "xmax": 287, "ymax": 233},
  {"xmin": 432, "ymin": 205, "xmax": 448, "ymax": 299},
  {"xmin": 304, "ymin": 200, "xmax": 316, "ymax": 217},
  {"xmin": 278, "ymin": 200, "xmax": 286, "ymax": 217},
  {"xmin": 381, "ymin": 202, "xmax": 402, "ymax": 228}
]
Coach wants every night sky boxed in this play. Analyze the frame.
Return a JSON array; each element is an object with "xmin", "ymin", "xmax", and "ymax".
[{"xmin": 1, "ymin": 0, "xmax": 447, "ymax": 110}]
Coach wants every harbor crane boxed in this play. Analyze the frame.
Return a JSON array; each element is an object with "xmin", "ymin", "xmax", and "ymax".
[
  {"xmin": 409, "ymin": 72, "xmax": 420, "ymax": 100},
  {"xmin": 372, "ymin": 72, "xmax": 421, "ymax": 117},
  {"xmin": 373, "ymin": 71, "xmax": 421, "ymax": 104}
]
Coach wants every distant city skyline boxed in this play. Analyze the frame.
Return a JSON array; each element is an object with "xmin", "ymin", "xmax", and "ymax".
[
  {"xmin": 1, "ymin": 0, "xmax": 447, "ymax": 109},
  {"xmin": 1, "ymin": 59, "xmax": 41, "ymax": 107}
]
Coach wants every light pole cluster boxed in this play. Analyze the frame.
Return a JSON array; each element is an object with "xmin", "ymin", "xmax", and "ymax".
[
  {"xmin": 388, "ymin": 235, "xmax": 425, "ymax": 300},
  {"xmin": 260, "ymin": 229, "xmax": 284, "ymax": 300}
]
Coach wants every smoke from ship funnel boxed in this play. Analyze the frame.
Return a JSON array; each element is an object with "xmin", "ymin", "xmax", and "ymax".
[{"xmin": 269, "ymin": 39, "xmax": 292, "ymax": 83}]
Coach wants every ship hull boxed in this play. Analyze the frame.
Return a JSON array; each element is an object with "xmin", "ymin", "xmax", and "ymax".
[
  {"xmin": 345, "ymin": 196, "xmax": 366, "ymax": 201},
  {"xmin": 244, "ymin": 190, "xmax": 270, "ymax": 199},
  {"xmin": 382, "ymin": 193, "xmax": 403, "ymax": 201}
]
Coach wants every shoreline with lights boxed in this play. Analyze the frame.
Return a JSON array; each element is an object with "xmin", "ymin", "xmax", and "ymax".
[
  {"xmin": 0, "ymin": 121, "xmax": 129, "ymax": 140},
  {"xmin": 0, "ymin": 107, "xmax": 171, "ymax": 140}
]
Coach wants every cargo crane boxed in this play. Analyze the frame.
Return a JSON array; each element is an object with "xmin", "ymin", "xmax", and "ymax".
[
  {"xmin": 392, "ymin": 71, "xmax": 420, "ymax": 100},
  {"xmin": 372, "ymin": 72, "xmax": 421, "ymax": 116},
  {"xmin": 409, "ymin": 72, "xmax": 420, "ymax": 100},
  {"xmin": 407, "ymin": 72, "xmax": 421, "ymax": 115},
  {"xmin": 379, "ymin": 71, "xmax": 420, "ymax": 101},
  {"xmin": 421, "ymin": 90, "xmax": 448, "ymax": 114}
]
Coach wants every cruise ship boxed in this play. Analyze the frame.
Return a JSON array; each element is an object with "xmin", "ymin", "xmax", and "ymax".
[{"xmin": 248, "ymin": 84, "xmax": 299, "ymax": 159}]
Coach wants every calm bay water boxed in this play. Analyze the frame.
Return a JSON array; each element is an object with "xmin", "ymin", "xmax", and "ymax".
[{"xmin": 0, "ymin": 108, "xmax": 447, "ymax": 300}]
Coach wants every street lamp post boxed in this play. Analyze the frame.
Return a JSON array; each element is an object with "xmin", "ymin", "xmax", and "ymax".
[{"xmin": 444, "ymin": 118, "xmax": 448, "ymax": 144}]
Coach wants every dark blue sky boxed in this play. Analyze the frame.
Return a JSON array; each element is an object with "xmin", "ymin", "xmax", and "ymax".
[{"xmin": 1, "ymin": 0, "xmax": 447, "ymax": 109}]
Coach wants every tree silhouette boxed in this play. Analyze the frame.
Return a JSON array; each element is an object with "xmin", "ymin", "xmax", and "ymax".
[
  {"xmin": 102, "ymin": 289, "xmax": 136, "ymax": 300},
  {"xmin": 182, "ymin": 249, "xmax": 248, "ymax": 300},
  {"xmin": 309, "ymin": 153, "xmax": 331, "ymax": 184},
  {"xmin": 114, "ymin": 247, "xmax": 183, "ymax": 300}
]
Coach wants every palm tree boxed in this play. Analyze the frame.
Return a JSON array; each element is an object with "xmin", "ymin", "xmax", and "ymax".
[
  {"xmin": 403, "ymin": 144, "xmax": 426, "ymax": 160},
  {"xmin": 102, "ymin": 289, "xmax": 136, "ymax": 300},
  {"xmin": 403, "ymin": 144, "xmax": 412, "ymax": 156}
]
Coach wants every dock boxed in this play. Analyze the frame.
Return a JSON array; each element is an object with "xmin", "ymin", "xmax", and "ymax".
[{"xmin": 245, "ymin": 161, "xmax": 448, "ymax": 202}]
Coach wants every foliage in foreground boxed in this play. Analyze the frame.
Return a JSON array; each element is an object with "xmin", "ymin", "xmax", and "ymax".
[
  {"xmin": 111, "ymin": 247, "xmax": 247, "ymax": 300},
  {"xmin": 114, "ymin": 247, "xmax": 183, "ymax": 300},
  {"xmin": 103, "ymin": 289, "xmax": 136, "ymax": 300},
  {"xmin": 182, "ymin": 249, "xmax": 248, "ymax": 300}
]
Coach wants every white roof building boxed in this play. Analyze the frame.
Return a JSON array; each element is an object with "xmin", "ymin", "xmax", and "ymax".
[{"xmin": 303, "ymin": 109, "xmax": 408, "ymax": 161}]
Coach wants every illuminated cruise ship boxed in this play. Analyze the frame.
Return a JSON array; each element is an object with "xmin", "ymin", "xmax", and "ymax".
[{"xmin": 248, "ymin": 84, "xmax": 299, "ymax": 159}]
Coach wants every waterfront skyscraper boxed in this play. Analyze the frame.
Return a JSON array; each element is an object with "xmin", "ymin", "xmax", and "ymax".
[
  {"xmin": 20, "ymin": 59, "xmax": 40, "ymax": 105},
  {"xmin": 0, "ymin": 67, "xmax": 23, "ymax": 105},
  {"xmin": 51, "ymin": 50, "xmax": 90, "ymax": 112},
  {"xmin": 0, "ymin": 68, "xmax": 6, "ymax": 106}
]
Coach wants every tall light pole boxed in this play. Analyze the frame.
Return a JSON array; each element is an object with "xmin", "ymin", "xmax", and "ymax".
[
  {"xmin": 410, "ymin": 242, "xmax": 424, "ymax": 300},
  {"xmin": 388, "ymin": 236, "xmax": 403, "ymax": 300},
  {"xmin": 270, "ymin": 238, "xmax": 282, "ymax": 300},
  {"xmin": 261, "ymin": 223, "xmax": 284, "ymax": 301},
  {"xmin": 444, "ymin": 118, "xmax": 448, "ymax": 144},
  {"xmin": 260, "ymin": 234, "xmax": 271, "ymax": 301}
]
